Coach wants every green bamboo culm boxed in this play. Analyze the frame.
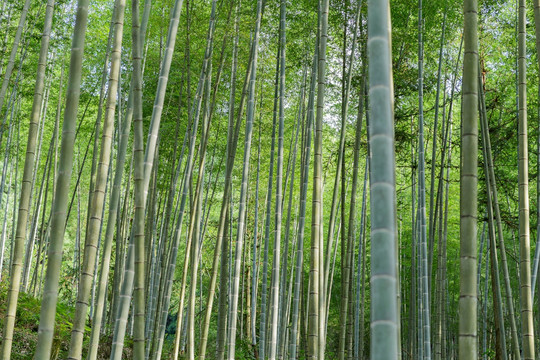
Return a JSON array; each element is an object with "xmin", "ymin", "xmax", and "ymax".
[
  {"xmin": 532, "ymin": 0, "xmax": 540, "ymax": 316},
  {"xmin": 367, "ymin": 0, "xmax": 399, "ymax": 359},
  {"xmin": 289, "ymin": 42, "xmax": 316, "ymax": 360},
  {"xmin": 226, "ymin": 0, "xmax": 263, "ymax": 358},
  {"xmin": 0, "ymin": 0, "xmax": 31, "ymax": 117},
  {"xmin": 518, "ymin": 0, "xmax": 535, "ymax": 357},
  {"xmin": 86, "ymin": 1, "xmax": 129, "ymax": 358},
  {"xmin": 131, "ymin": 0, "xmax": 146, "ymax": 357},
  {"xmin": 309, "ymin": 0, "xmax": 330, "ymax": 358},
  {"xmin": 67, "ymin": 0, "xmax": 126, "ymax": 358},
  {"xmin": 197, "ymin": 4, "xmax": 242, "ymax": 359},
  {"xmin": 268, "ymin": 0, "xmax": 286, "ymax": 357},
  {"xmin": 416, "ymin": 0, "xmax": 431, "ymax": 358},
  {"xmin": 459, "ymin": 0, "xmax": 478, "ymax": 358},
  {"xmin": 0, "ymin": 0, "xmax": 55, "ymax": 358},
  {"xmin": 33, "ymin": 0, "xmax": 91, "ymax": 358}
]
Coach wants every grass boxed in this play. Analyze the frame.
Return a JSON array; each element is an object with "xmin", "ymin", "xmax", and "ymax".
[{"xmin": 0, "ymin": 275, "xmax": 132, "ymax": 359}]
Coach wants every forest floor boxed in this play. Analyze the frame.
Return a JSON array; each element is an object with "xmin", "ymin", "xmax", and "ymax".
[{"xmin": 0, "ymin": 276, "xmax": 133, "ymax": 359}]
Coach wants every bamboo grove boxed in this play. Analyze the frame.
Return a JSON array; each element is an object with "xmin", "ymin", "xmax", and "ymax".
[{"xmin": 2, "ymin": 0, "xmax": 540, "ymax": 359}]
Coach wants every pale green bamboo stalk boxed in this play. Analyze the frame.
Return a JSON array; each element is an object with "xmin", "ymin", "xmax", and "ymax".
[
  {"xmin": 0, "ymin": 160, "xmax": 12, "ymax": 282},
  {"xmin": 347, "ymin": 53, "xmax": 366, "ymax": 360},
  {"xmin": 268, "ymin": 0, "xmax": 286, "ymax": 357},
  {"xmin": 67, "ymin": 1, "xmax": 126, "ymax": 358},
  {"xmin": 309, "ymin": 0, "xmax": 329, "ymax": 357},
  {"xmin": 83, "ymin": 9, "xmax": 116, "ymax": 254},
  {"xmin": 434, "ymin": 72, "xmax": 450, "ymax": 360},
  {"xmin": 478, "ymin": 64, "xmax": 518, "ymax": 360},
  {"xmin": 186, "ymin": 58, "xmax": 213, "ymax": 360},
  {"xmin": 0, "ymin": 0, "xmax": 54, "ymax": 355},
  {"xmin": 88, "ymin": 74, "xmax": 131, "ymax": 360},
  {"xmin": 142, "ymin": 0, "xmax": 184, "ymax": 202},
  {"xmin": 0, "ymin": 0, "xmax": 31, "ymax": 117},
  {"xmin": 427, "ymin": 2, "xmax": 447, "ymax": 291},
  {"xmin": 251, "ymin": 86, "xmax": 262, "ymax": 349},
  {"xmin": 367, "ymin": 0, "xmax": 399, "ymax": 359},
  {"xmin": 159, "ymin": 3, "xmax": 218, "ymax": 359},
  {"xmin": 277, "ymin": 65, "xmax": 305, "ymax": 360},
  {"xmin": 459, "ymin": 0, "xmax": 478, "ymax": 358},
  {"xmin": 33, "ymin": 0, "xmax": 90, "ymax": 357},
  {"xmin": 197, "ymin": 6, "xmax": 244, "ymax": 360},
  {"xmin": 518, "ymin": 0, "xmax": 535, "ymax": 357},
  {"xmin": 23, "ymin": 59, "xmax": 55, "ymax": 291},
  {"xmin": 416, "ymin": 1, "xmax": 431, "ymax": 358},
  {"xmin": 260, "ymin": 39, "xmax": 280, "ymax": 360},
  {"xmin": 227, "ymin": 1, "xmax": 262, "ymax": 358},
  {"xmin": 479, "ymin": 80, "xmax": 508, "ymax": 360},
  {"xmin": 23, "ymin": 124, "xmax": 53, "ymax": 293},
  {"xmin": 531, "ymin": 0, "xmax": 540, "ymax": 310},
  {"xmin": 157, "ymin": 4, "xmax": 230, "ymax": 356},
  {"xmin": 337, "ymin": 3, "xmax": 362, "ymax": 358},
  {"xmin": 289, "ymin": 43, "xmax": 316, "ymax": 360},
  {"xmin": 108, "ymin": 1, "xmax": 152, "ymax": 356},
  {"xmin": 354, "ymin": 157, "xmax": 368, "ymax": 359},
  {"xmin": 33, "ymin": 62, "xmax": 63, "ymax": 299},
  {"xmin": 130, "ymin": 0, "xmax": 145, "ymax": 357},
  {"xmin": 216, "ymin": 207, "xmax": 230, "ymax": 360}
]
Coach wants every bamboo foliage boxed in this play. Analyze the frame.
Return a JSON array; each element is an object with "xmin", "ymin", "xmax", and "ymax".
[{"xmin": 0, "ymin": 1, "xmax": 537, "ymax": 360}]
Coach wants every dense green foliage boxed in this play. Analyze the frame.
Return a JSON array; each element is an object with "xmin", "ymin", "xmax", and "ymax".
[{"xmin": 1, "ymin": 0, "xmax": 540, "ymax": 358}]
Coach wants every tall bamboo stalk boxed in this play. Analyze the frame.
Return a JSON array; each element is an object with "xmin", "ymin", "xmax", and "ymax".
[
  {"xmin": 196, "ymin": 9, "xmax": 243, "ymax": 360},
  {"xmin": 518, "ymin": 0, "xmax": 535, "ymax": 357},
  {"xmin": 308, "ymin": 0, "xmax": 329, "ymax": 357},
  {"xmin": 130, "ymin": 0, "xmax": 146, "ymax": 356},
  {"xmin": 227, "ymin": 1, "xmax": 263, "ymax": 358},
  {"xmin": 0, "ymin": 0, "xmax": 31, "ymax": 117},
  {"xmin": 290, "ymin": 43, "xmax": 316, "ymax": 360},
  {"xmin": 337, "ymin": 3, "xmax": 362, "ymax": 358},
  {"xmin": 33, "ymin": 0, "xmax": 90, "ymax": 357},
  {"xmin": 459, "ymin": 0, "xmax": 478, "ymax": 358},
  {"xmin": 67, "ymin": 1, "xmax": 126, "ymax": 358},
  {"xmin": 268, "ymin": 0, "xmax": 286, "ymax": 357},
  {"xmin": 367, "ymin": 0, "xmax": 399, "ymax": 358},
  {"xmin": 0, "ymin": 0, "xmax": 55, "ymax": 356},
  {"xmin": 478, "ymin": 64, "xmax": 519, "ymax": 360}
]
